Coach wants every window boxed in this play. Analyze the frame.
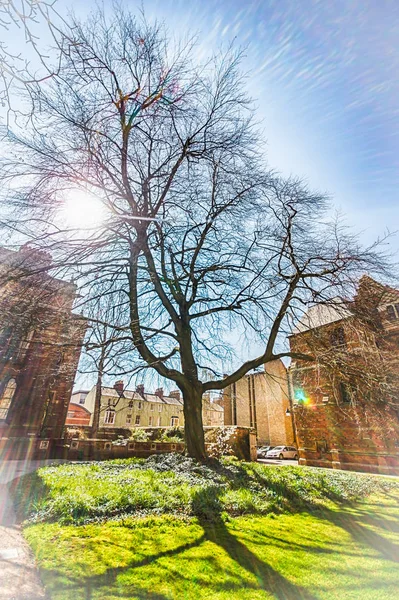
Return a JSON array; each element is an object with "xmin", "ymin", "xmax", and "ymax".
[
  {"xmin": 231, "ymin": 382, "xmax": 237, "ymax": 425},
  {"xmin": 79, "ymin": 394, "xmax": 86, "ymax": 405},
  {"xmin": 339, "ymin": 382, "xmax": 351, "ymax": 404},
  {"xmin": 0, "ymin": 379, "xmax": 17, "ymax": 420},
  {"xmin": 104, "ymin": 410, "xmax": 116, "ymax": 425},
  {"xmin": 126, "ymin": 414, "xmax": 132, "ymax": 425},
  {"xmin": 330, "ymin": 327, "xmax": 346, "ymax": 347},
  {"xmin": 386, "ymin": 304, "xmax": 399, "ymax": 321},
  {"xmin": 150, "ymin": 404, "xmax": 154, "ymax": 411},
  {"xmin": 149, "ymin": 416, "xmax": 154, "ymax": 426},
  {"xmin": 170, "ymin": 416, "xmax": 179, "ymax": 427},
  {"xmin": 316, "ymin": 440, "xmax": 328, "ymax": 453},
  {"xmin": 158, "ymin": 416, "xmax": 162, "ymax": 426},
  {"xmin": 67, "ymin": 411, "xmax": 74, "ymax": 419},
  {"xmin": 137, "ymin": 401, "xmax": 143, "ymax": 410},
  {"xmin": 17, "ymin": 329, "xmax": 35, "ymax": 360},
  {"xmin": 128, "ymin": 400, "xmax": 134, "ymax": 408},
  {"xmin": 158, "ymin": 404, "xmax": 163, "ymax": 412},
  {"xmin": 135, "ymin": 415, "xmax": 141, "ymax": 425}
]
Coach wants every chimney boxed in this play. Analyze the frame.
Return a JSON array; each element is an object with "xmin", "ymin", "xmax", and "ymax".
[
  {"xmin": 169, "ymin": 390, "xmax": 181, "ymax": 401},
  {"xmin": 155, "ymin": 387, "xmax": 164, "ymax": 399},
  {"xmin": 114, "ymin": 380, "xmax": 125, "ymax": 397},
  {"xmin": 136, "ymin": 383, "xmax": 145, "ymax": 398}
]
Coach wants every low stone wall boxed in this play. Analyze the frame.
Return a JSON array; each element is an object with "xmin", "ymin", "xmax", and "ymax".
[
  {"xmin": 53, "ymin": 439, "xmax": 186, "ymax": 460},
  {"xmin": 0, "ymin": 426, "xmax": 257, "ymax": 462},
  {"xmin": 0, "ymin": 437, "xmax": 54, "ymax": 461}
]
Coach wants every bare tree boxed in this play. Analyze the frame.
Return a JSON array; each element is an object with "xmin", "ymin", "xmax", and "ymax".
[{"xmin": 0, "ymin": 7, "xmax": 389, "ymax": 460}]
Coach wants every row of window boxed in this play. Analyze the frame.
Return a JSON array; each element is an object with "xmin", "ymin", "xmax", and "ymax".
[
  {"xmin": 104, "ymin": 410, "xmax": 179, "ymax": 427},
  {"xmin": 107, "ymin": 399, "xmax": 163, "ymax": 411}
]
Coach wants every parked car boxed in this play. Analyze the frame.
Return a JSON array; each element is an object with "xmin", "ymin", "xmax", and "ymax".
[
  {"xmin": 257, "ymin": 446, "xmax": 274, "ymax": 459},
  {"xmin": 266, "ymin": 446, "xmax": 298, "ymax": 460}
]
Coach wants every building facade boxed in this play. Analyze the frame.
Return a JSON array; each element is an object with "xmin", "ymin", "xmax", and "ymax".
[
  {"xmin": 289, "ymin": 276, "xmax": 399, "ymax": 474},
  {"xmin": 77, "ymin": 382, "xmax": 224, "ymax": 430},
  {"xmin": 0, "ymin": 245, "xmax": 86, "ymax": 440},
  {"xmin": 223, "ymin": 359, "xmax": 294, "ymax": 446},
  {"xmin": 65, "ymin": 403, "xmax": 91, "ymax": 427}
]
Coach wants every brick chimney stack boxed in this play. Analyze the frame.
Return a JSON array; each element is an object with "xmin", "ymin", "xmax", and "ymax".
[
  {"xmin": 136, "ymin": 384, "xmax": 145, "ymax": 398},
  {"xmin": 169, "ymin": 390, "xmax": 181, "ymax": 401},
  {"xmin": 114, "ymin": 380, "xmax": 125, "ymax": 397},
  {"xmin": 155, "ymin": 387, "xmax": 164, "ymax": 399}
]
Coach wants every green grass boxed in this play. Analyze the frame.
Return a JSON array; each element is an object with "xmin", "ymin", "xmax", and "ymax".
[
  {"xmin": 12, "ymin": 454, "xmax": 397, "ymax": 524},
  {"xmin": 12, "ymin": 456, "xmax": 399, "ymax": 599}
]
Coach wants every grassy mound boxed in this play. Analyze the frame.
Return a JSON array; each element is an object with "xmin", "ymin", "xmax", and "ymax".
[{"xmin": 11, "ymin": 454, "xmax": 397, "ymax": 525}]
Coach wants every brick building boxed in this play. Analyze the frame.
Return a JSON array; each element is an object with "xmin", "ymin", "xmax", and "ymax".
[
  {"xmin": 0, "ymin": 245, "xmax": 86, "ymax": 442},
  {"xmin": 223, "ymin": 359, "xmax": 294, "ymax": 446},
  {"xmin": 78, "ymin": 382, "xmax": 224, "ymax": 430},
  {"xmin": 65, "ymin": 403, "xmax": 91, "ymax": 427},
  {"xmin": 289, "ymin": 276, "xmax": 399, "ymax": 474}
]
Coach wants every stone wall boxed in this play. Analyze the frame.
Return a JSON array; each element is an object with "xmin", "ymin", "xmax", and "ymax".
[
  {"xmin": 289, "ymin": 278, "xmax": 399, "ymax": 475},
  {"xmin": 0, "ymin": 426, "xmax": 256, "ymax": 462},
  {"xmin": 223, "ymin": 359, "xmax": 294, "ymax": 446}
]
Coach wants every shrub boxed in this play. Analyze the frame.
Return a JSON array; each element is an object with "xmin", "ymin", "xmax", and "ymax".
[{"xmin": 129, "ymin": 429, "xmax": 151, "ymax": 442}]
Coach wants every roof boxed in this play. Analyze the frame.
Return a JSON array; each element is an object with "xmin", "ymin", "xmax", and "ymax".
[
  {"xmin": 208, "ymin": 403, "xmax": 224, "ymax": 412},
  {"xmin": 100, "ymin": 387, "xmax": 184, "ymax": 406},
  {"xmin": 358, "ymin": 275, "xmax": 399, "ymax": 307},
  {"xmin": 67, "ymin": 403, "xmax": 91, "ymax": 415},
  {"xmin": 291, "ymin": 301, "xmax": 353, "ymax": 334}
]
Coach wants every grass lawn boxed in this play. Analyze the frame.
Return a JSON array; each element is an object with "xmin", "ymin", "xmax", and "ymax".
[{"xmin": 12, "ymin": 455, "xmax": 399, "ymax": 599}]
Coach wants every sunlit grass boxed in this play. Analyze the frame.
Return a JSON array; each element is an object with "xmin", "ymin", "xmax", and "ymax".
[
  {"xmin": 13, "ymin": 457, "xmax": 399, "ymax": 599},
  {"xmin": 25, "ymin": 496, "xmax": 399, "ymax": 600}
]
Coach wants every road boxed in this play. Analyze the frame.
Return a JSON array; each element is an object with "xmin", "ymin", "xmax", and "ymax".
[{"xmin": 257, "ymin": 458, "xmax": 299, "ymax": 467}]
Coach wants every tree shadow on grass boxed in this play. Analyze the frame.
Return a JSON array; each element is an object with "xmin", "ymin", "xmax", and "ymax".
[
  {"xmin": 244, "ymin": 464, "xmax": 399, "ymax": 563},
  {"xmin": 42, "ymin": 533, "xmax": 207, "ymax": 600},
  {"xmin": 191, "ymin": 485, "xmax": 318, "ymax": 600},
  {"xmin": 323, "ymin": 505, "xmax": 399, "ymax": 562}
]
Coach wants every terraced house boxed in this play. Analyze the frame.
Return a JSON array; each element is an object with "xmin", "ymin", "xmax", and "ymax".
[{"xmin": 78, "ymin": 381, "xmax": 223, "ymax": 429}]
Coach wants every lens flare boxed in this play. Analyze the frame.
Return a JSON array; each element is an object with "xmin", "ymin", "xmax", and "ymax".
[{"xmin": 294, "ymin": 389, "xmax": 311, "ymax": 405}]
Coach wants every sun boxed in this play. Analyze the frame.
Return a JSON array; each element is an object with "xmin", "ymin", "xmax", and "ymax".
[{"xmin": 59, "ymin": 190, "xmax": 106, "ymax": 230}]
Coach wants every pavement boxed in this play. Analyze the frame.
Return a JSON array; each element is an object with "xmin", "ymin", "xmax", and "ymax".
[{"xmin": 0, "ymin": 459, "xmax": 64, "ymax": 600}]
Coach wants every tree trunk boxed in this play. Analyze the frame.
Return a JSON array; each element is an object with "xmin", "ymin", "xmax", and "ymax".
[{"xmin": 182, "ymin": 384, "xmax": 206, "ymax": 462}]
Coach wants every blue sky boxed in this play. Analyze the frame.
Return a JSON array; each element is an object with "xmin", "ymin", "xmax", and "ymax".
[
  {"xmin": 1, "ymin": 0, "xmax": 398, "ymax": 388},
  {"xmin": 84, "ymin": 0, "xmax": 399, "ymax": 248},
  {"xmin": 2, "ymin": 0, "xmax": 398, "ymax": 244}
]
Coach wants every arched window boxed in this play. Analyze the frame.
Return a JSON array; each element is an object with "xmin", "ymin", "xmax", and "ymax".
[{"xmin": 0, "ymin": 379, "xmax": 17, "ymax": 420}]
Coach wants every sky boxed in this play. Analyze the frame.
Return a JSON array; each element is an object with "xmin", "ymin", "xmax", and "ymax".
[
  {"xmin": 2, "ymin": 0, "xmax": 398, "ymax": 245},
  {"xmin": 1, "ymin": 0, "xmax": 399, "ymax": 389},
  {"xmin": 90, "ymin": 0, "xmax": 399, "ymax": 247}
]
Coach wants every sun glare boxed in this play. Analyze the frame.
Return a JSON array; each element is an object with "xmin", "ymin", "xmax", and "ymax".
[{"xmin": 59, "ymin": 191, "xmax": 106, "ymax": 230}]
